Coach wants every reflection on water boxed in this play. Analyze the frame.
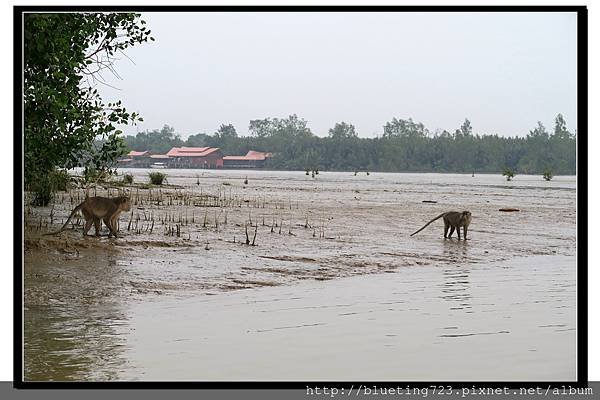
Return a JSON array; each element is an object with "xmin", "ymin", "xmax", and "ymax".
[
  {"xmin": 24, "ymin": 251, "xmax": 130, "ymax": 381},
  {"xmin": 440, "ymin": 269, "xmax": 472, "ymax": 310},
  {"xmin": 24, "ymin": 304, "xmax": 129, "ymax": 381},
  {"xmin": 441, "ymin": 238, "xmax": 469, "ymax": 260},
  {"xmin": 439, "ymin": 240, "xmax": 472, "ymax": 310}
]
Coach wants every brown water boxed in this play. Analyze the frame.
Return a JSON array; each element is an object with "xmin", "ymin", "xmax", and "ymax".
[{"xmin": 23, "ymin": 170, "xmax": 577, "ymax": 381}]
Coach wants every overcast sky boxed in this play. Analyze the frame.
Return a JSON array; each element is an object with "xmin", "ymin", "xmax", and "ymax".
[{"xmin": 97, "ymin": 11, "xmax": 577, "ymax": 138}]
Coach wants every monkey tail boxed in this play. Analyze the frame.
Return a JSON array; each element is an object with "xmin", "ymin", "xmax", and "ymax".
[
  {"xmin": 43, "ymin": 201, "xmax": 85, "ymax": 236},
  {"xmin": 410, "ymin": 213, "xmax": 446, "ymax": 236}
]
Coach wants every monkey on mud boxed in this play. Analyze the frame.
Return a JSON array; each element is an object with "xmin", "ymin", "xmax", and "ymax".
[
  {"xmin": 45, "ymin": 196, "xmax": 131, "ymax": 238},
  {"xmin": 410, "ymin": 211, "xmax": 472, "ymax": 240}
]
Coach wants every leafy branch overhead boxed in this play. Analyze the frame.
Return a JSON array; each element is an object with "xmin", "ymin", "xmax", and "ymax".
[{"xmin": 24, "ymin": 13, "xmax": 153, "ymax": 203}]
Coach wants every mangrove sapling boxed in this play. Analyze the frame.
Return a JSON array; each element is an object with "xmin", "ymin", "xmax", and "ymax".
[
  {"xmin": 502, "ymin": 168, "xmax": 515, "ymax": 182},
  {"xmin": 251, "ymin": 224, "xmax": 258, "ymax": 246},
  {"xmin": 319, "ymin": 214, "xmax": 324, "ymax": 239}
]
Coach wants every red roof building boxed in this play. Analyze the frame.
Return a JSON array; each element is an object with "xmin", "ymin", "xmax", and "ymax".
[
  {"xmin": 223, "ymin": 150, "xmax": 272, "ymax": 168},
  {"xmin": 150, "ymin": 154, "xmax": 170, "ymax": 159},
  {"xmin": 118, "ymin": 150, "xmax": 150, "ymax": 167},
  {"xmin": 166, "ymin": 147, "xmax": 223, "ymax": 168},
  {"xmin": 128, "ymin": 150, "xmax": 149, "ymax": 157}
]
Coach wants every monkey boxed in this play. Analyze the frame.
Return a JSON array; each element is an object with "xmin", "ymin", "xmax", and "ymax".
[
  {"xmin": 410, "ymin": 211, "xmax": 472, "ymax": 240},
  {"xmin": 45, "ymin": 196, "xmax": 131, "ymax": 238}
]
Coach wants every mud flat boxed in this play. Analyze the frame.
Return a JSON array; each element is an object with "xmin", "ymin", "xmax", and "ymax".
[{"xmin": 23, "ymin": 171, "xmax": 577, "ymax": 381}]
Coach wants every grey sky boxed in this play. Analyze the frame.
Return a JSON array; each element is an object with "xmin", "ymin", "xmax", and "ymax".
[{"xmin": 98, "ymin": 11, "xmax": 577, "ymax": 138}]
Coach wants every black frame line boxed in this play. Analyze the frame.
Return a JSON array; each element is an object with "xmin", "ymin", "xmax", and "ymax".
[{"xmin": 13, "ymin": 4, "xmax": 588, "ymax": 389}]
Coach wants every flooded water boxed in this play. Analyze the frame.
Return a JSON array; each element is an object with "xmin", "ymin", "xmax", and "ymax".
[{"xmin": 23, "ymin": 170, "xmax": 577, "ymax": 381}]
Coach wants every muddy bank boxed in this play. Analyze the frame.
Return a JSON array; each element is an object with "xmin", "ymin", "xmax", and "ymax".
[{"xmin": 24, "ymin": 171, "xmax": 575, "ymax": 298}]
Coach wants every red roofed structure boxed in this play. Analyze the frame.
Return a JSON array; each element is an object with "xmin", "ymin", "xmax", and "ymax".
[
  {"xmin": 117, "ymin": 147, "xmax": 274, "ymax": 169},
  {"xmin": 128, "ymin": 150, "xmax": 149, "ymax": 157},
  {"xmin": 166, "ymin": 147, "xmax": 223, "ymax": 168},
  {"xmin": 118, "ymin": 150, "xmax": 151, "ymax": 167},
  {"xmin": 223, "ymin": 150, "xmax": 272, "ymax": 168}
]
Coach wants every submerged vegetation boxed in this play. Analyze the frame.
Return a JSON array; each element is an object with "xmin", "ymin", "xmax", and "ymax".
[
  {"xmin": 124, "ymin": 114, "xmax": 576, "ymax": 176},
  {"xmin": 24, "ymin": 180, "xmax": 317, "ymax": 250},
  {"xmin": 502, "ymin": 168, "xmax": 516, "ymax": 182}
]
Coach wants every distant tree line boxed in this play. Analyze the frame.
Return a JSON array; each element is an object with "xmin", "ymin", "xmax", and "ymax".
[{"xmin": 123, "ymin": 114, "xmax": 576, "ymax": 175}]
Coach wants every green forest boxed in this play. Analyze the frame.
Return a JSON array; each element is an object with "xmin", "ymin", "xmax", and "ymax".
[{"xmin": 124, "ymin": 114, "xmax": 576, "ymax": 175}]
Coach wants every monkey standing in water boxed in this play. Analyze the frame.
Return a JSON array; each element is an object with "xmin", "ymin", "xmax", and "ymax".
[
  {"xmin": 45, "ymin": 196, "xmax": 131, "ymax": 238},
  {"xmin": 410, "ymin": 211, "xmax": 472, "ymax": 240}
]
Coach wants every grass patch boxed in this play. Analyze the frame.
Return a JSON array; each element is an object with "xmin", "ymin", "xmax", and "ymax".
[
  {"xmin": 148, "ymin": 172, "xmax": 166, "ymax": 185},
  {"xmin": 122, "ymin": 173, "xmax": 134, "ymax": 184}
]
